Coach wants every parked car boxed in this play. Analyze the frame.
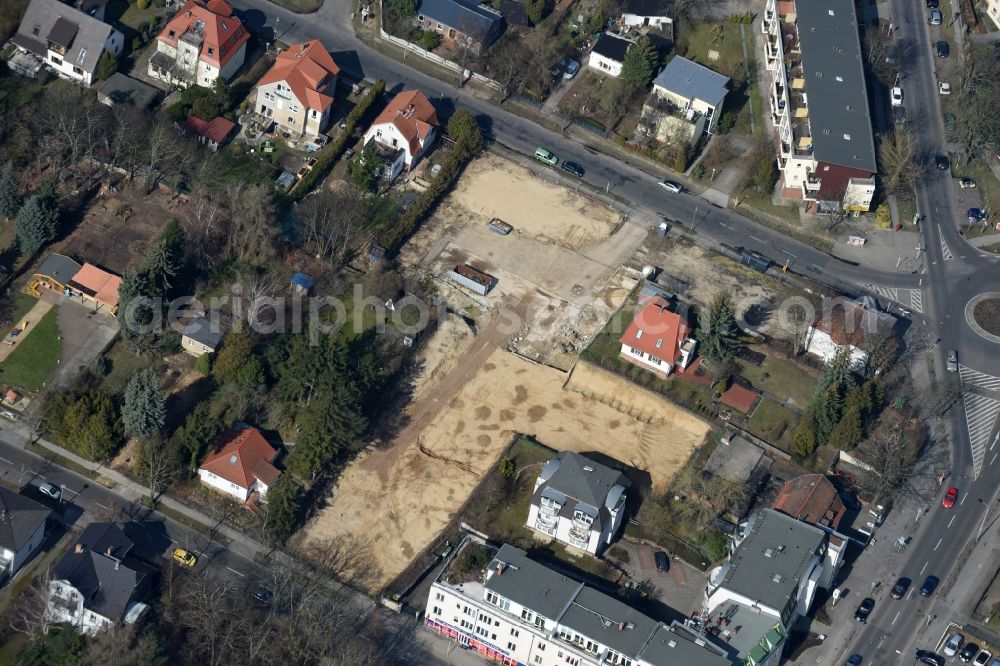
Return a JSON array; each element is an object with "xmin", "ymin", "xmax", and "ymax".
[
  {"xmin": 916, "ymin": 649, "xmax": 946, "ymax": 666},
  {"xmin": 891, "ymin": 86, "xmax": 904, "ymax": 106},
  {"xmin": 561, "ymin": 160, "xmax": 585, "ymax": 177},
  {"xmin": 846, "ymin": 655, "xmax": 862, "ymax": 666},
  {"xmin": 944, "ymin": 634, "xmax": 965, "ymax": 658},
  {"xmin": 969, "ymin": 207, "xmax": 988, "ymax": 221},
  {"xmin": 942, "ymin": 486, "xmax": 959, "ymax": 508},
  {"xmin": 936, "ymin": 154, "xmax": 950, "ymax": 170},
  {"xmin": 659, "ymin": 180, "xmax": 682, "ymax": 193},
  {"xmin": 890, "ymin": 576, "xmax": 911, "ymax": 599},
  {"xmin": 940, "ymin": 82, "xmax": 951, "ymax": 95},
  {"xmin": 854, "ymin": 597, "xmax": 875, "ymax": 622},
  {"xmin": 534, "ymin": 147, "xmax": 558, "ymax": 166},
  {"xmin": 926, "ymin": 0, "xmax": 939, "ymax": 6},
  {"xmin": 562, "ymin": 60, "xmax": 580, "ymax": 79},
  {"xmin": 653, "ymin": 550, "xmax": 669, "ymax": 573},
  {"xmin": 975, "ymin": 650, "xmax": 993, "ymax": 666},
  {"xmin": 937, "ymin": 40, "xmax": 950, "ymax": 57},
  {"xmin": 962, "ymin": 644, "xmax": 982, "ymax": 663},
  {"xmin": 916, "ymin": 649, "xmax": 945, "ymax": 666},
  {"xmin": 930, "ymin": 9, "xmax": 943, "ymax": 24},
  {"xmin": 920, "ymin": 575, "xmax": 939, "ymax": 596},
  {"xmin": 38, "ymin": 482, "xmax": 61, "ymax": 500},
  {"xmin": 947, "ymin": 350, "xmax": 958, "ymax": 373},
  {"xmin": 249, "ymin": 585, "xmax": 273, "ymax": 606},
  {"xmin": 172, "ymin": 548, "xmax": 197, "ymax": 568},
  {"xmin": 840, "ymin": 492, "xmax": 862, "ymax": 511},
  {"xmin": 960, "ymin": 177, "xmax": 977, "ymax": 188}
]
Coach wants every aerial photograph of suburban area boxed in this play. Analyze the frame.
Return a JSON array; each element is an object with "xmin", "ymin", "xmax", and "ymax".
[{"xmin": 0, "ymin": 0, "xmax": 999, "ymax": 661}]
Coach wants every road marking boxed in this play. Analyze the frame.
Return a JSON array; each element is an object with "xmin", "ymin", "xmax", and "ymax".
[
  {"xmin": 948, "ymin": 515, "xmax": 956, "ymax": 528},
  {"xmin": 226, "ymin": 567, "xmax": 245, "ymax": 577},
  {"xmin": 878, "ymin": 637, "xmax": 885, "ymax": 649},
  {"xmin": 892, "ymin": 611, "xmax": 900, "ymax": 625},
  {"xmin": 961, "ymin": 492, "xmax": 969, "ymax": 505},
  {"xmin": 940, "ymin": 237, "xmax": 954, "ymax": 260},
  {"xmin": 95, "ymin": 502, "xmax": 109, "ymax": 511},
  {"xmin": 960, "ymin": 388, "xmax": 1000, "ymax": 477},
  {"xmin": 720, "ymin": 223, "xmax": 732, "ymax": 230},
  {"xmin": 750, "ymin": 235, "xmax": 764, "ymax": 243},
  {"xmin": 911, "ymin": 289, "xmax": 924, "ymax": 314},
  {"xmin": 920, "ymin": 561, "xmax": 928, "ymax": 575},
  {"xmin": 992, "ymin": 452, "xmax": 999, "ymax": 467},
  {"xmin": 934, "ymin": 538, "xmax": 942, "ymax": 551},
  {"xmin": 960, "ymin": 365, "xmax": 1000, "ymax": 392},
  {"xmin": 0, "ymin": 457, "xmax": 11, "ymax": 466},
  {"xmin": 861, "ymin": 283, "xmax": 899, "ymax": 303}
]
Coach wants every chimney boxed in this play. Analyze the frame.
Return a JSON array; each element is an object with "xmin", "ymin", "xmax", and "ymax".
[
  {"xmin": 496, "ymin": 562, "xmax": 505, "ymax": 575},
  {"xmin": 106, "ymin": 547, "xmax": 113, "ymax": 556},
  {"xmin": 74, "ymin": 544, "xmax": 84, "ymax": 554},
  {"xmin": 114, "ymin": 561, "xmax": 120, "ymax": 570}
]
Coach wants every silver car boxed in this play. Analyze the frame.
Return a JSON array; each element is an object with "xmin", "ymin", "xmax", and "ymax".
[
  {"xmin": 947, "ymin": 350, "xmax": 958, "ymax": 372},
  {"xmin": 38, "ymin": 482, "xmax": 61, "ymax": 500},
  {"xmin": 930, "ymin": 9, "xmax": 942, "ymax": 24},
  {"xmin": 944, "ymin": 633, "xmax": 964, "ymax": 658},
  {"xmin": 659, "ymin": 180, "xmax": 682, "ymax": 193}
]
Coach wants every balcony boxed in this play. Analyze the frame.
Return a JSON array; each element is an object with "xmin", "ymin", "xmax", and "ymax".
[
  {"xmin": 781, "ymin": 25, "xmax": 800, "ymax": 55},
  {"xmin": 804, "ymin": 173, "xmax": 822, "ymax": 192}
]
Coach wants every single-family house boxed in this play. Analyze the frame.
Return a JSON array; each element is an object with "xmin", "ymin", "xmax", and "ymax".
[
  {"xmin": 0, "ymin": 487, "xmax": 51, "ymax": 583},
  {"xmin": 703, "ymin": 509, "xmax": 847, "ymax": 665},
  {"xmin": 198, "ymin": 426, "xmax": 281, "ymax": 505},
  {"xmin": 587, "ymin": 33, "xmax": 633, "ymax": 78},
  {"xmin": 181, "ymin": 314, "xmax": 225, "ymax": 356},
  {"xmin": 641, "ymin": 56, "xmax": 729, "ymax": 142},
  {"xmin": 773, "ymin": 474, "xmax": 847, "ymax": 531},
  {"xmin": 47, "ymin": 523, "xmax": 153, "ymax": 634},
  {"xmin": 11, "ymin": 0, "xmax": 124, "ymax": 86},
  {"xmin": 28, "ymin": 254, "xmax": 83, "ymax": 297},
  {"xmin": 362, "ymin": 89, "xmax": 439, "ymax": 179},
  {"xmin": 803, "ymin": 296, "xmax": 897, "ymax": 373},
  {"xmin": 97, "ymin": 73, "xmax": 159, "ymax": 108},
  {"xmin": 620, "ymin": 0, "xmax": 674, "ymax": 32},
  {"xmin": 68, "ymin": 262, "xmax": 122, "ymax": 315},
  {"xmin": 415, "ymin": 0, "xmax": 505, "ymax": 54},
  {"xmin": 526, "ymin": 451, "xmax": 629, "ymax": 555},
  {"xmin": 148, "ymin": 0, "xmax": 249, "ymax": 88},
  {"xmin": 619, "ymin": 295, "xmax": 697, "ymax": 377},
  {"xmin": 254, "ymin": 40, "xmax": 341, "ymax": 138},
  {"xmin": 185, "ymin": 115, "xmax": 236, "ymax": 150}
]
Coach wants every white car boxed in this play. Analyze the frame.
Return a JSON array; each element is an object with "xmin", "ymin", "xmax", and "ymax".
[
  {"xmin": 891, "ymin": 86, "xmax": 903, "ymax": 106},
  {"xmin": 939, "ymin": 81, "xmax": 951, "ymax": 95},
  {"xmin": 38, "ymin": 482, "xmax": 61, "ymax": 500},
  {"xmin": 944, "ymin": 633, "xmax": 964, "ymax": 658},
  {"xmin": 659, "ymin": 180, "xmax": 682, "ymax": 193}
]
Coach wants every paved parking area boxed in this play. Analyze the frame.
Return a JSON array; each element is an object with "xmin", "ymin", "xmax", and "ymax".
[
  {"xmin": 51, "ymin": 297, "xmax": 119, "ymax": 389},
  {"xmin": 613, "ymin": 540, "xmax": 707, "ymax": 617}
]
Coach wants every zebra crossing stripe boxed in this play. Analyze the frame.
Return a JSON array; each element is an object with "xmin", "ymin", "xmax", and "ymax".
[
  {"xmin": 862, "ymin": 283, "xmax": 898, "ymax": 303},
  {"xmin": 910, "ymin": 290, "xmax": 923, "ymax": 314},
  {"xmin": 941, "ymin": 237, "xmax": 954, "ymax": 261},
  {"xmin": 962, "ymin": 392, "xmax": 1000, "ymax": 477},
  {"xmin": 960, "ymin": 365, "xmax": 1000, "ymax": 392}
]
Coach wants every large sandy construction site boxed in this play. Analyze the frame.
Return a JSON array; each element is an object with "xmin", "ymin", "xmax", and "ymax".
[{"xmin": 300, "ymin": 151, "xmax": 710, "ymax": 591}]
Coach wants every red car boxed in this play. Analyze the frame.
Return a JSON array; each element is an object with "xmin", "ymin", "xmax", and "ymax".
[{"xmin": 942, "ymin": 487, "xmax": 959, "ymax": 509}]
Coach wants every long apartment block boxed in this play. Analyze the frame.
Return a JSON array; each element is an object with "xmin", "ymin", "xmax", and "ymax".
[
  {"xmin": 762, "ymin": 0, "xmax": 877, "ymax": 213},
  {"xmin": 425, "ymin": 536, "xmax": 735, "ymax": 666}
]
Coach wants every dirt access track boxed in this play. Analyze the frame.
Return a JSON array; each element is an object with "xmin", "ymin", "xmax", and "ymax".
[{"xmin": 301, "ymin": 349, "xmax": 710, "ymax": 592}]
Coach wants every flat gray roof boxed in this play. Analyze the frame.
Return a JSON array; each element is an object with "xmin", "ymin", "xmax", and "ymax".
[
  {"xmin": 640, "ymin": 622, "xmax": 733, "ymax": 666},
  {"xmin": 703, "ymin": 435, "xmax": 767, "ymax": 483},
  {"xmin": 559, "ymin": 586, "xmax": 659, "ymax": 658},
  {"xmin": 721, "ymin": 509, "xmax": 825, "ymax": 611},
  {"xmin": 652, "ymin": 56, "xmax": 730, "ymax": 109},
  {"xmin": 485, "ymin": 544, "xmax": 583, "ymax": 622},
  {"xmin": 703, "ymin": 601, "xmax": 784, "ymax": 661},
  {"xmin": 795, "ymin": 0, "xmax": 877, "ymax": 173}
]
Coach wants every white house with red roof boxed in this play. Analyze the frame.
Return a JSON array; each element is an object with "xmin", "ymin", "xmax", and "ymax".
[
  {"xmin": 618, "ymin": 296, "xmax": 697, "ymax": 378},
  {"xmin": 185, "ymin": 114, "xmax": 236, "ymax": 150},
  {"xmin": 198, "ymin": 426, "xmax": 280, "ymax": 505},
  {"xmin": 147, "ymin": 0, "xmax": 249, "ymax": 88},
  {"xmin": 254, "ymin": 40, "xmax": 340, "ymax": 138},
  {"xmin": 362, "ymin": 89, "xmax": 439, "ymax": 180}
]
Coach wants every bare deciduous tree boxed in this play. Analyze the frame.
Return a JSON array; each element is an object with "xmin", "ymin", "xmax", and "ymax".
[
  {"xmin": 854, "ymin": 423, "xmax": 918, "ymax": 499},
  {"xmin": 9, "ymin": 566, "xmax": 54, "ymax": 638},
  {"xmin": 878, "ymin": 131, "xmax": 917, "ymax": 194},
  {"xmin": 223, "ymin": 182, "xmax": 278, "ymax": 265}
]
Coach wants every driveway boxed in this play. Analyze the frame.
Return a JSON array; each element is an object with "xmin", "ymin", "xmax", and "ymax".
[
  {"xmin": 613, "ymin": 539, "xmax": 707, "ymax": 618},
  {"xmin": 53, "ymin": 298, "xmax": 119, "ymax": 389}
]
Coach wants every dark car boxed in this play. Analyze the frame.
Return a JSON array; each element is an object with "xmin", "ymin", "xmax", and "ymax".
[
  {"xmin": 920, "ymin": 575, "xmax": 939, "ymax": 597},
  {"xmin": 916, "ymin": 649, "xmax": 946, "ymax": 666},
  {"xmin": 890, "ymin": 577, "xmax": 911, "ymax": 599},
  {"xmin": 561, "ymin": 160, "xmax": 585, "ymax": 177},
  {"xmin": 962, "ymin": 644, "xmax": 981, "ymax": 663},
  {"xmin": 937, "ymin": 40, "xmax": 950, "ymax": 57},
  {"xmin": 926, "ymin": 0, "xmax": 939, "ymax": 6},
  {"xmin": 249, "ymin": 585, "xmax": 273, "ymax": 606},
  {"xmin": 653, "ymin": 550, "xmax": 670, "ymax": 573},
  {"xmin": 854, "ymin": 597, "xmax": 875, "ymax": 622},
  {"xmin": 840, "ymin": 491, "xmax": 862, "ymax": 511},
  {"xmin": 969, "ymin": 207, "xmax": 988, "ymax": 221},
  {"xmin": 936, "ymin": 154, "xmax": 950, "ymax": 171},
  {"xmin": 846, "ymin": 655, "xmax": 862, "ymax": 666}
]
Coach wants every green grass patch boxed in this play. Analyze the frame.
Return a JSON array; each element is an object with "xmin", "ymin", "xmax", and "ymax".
[
  {"xmin": 98, "ymin": 342, "xmax": 156, "ymax": 394},
  {"xmin": 734, "ymin": 190, "xmax": 835, "ymax": 253},
  {"xmin": 980, "ymin": 242, "xmax": 1000, "ymax": 254},
  {"xmin": 0, "ymin": 306, "xmax": 60, "ymax": 391},
  {"xmin": 4, "ymin": 293, "xmax": 40, "ymax": 328},
  {"xmin": 745, "ymin": 397, "xmax": 800, "ymax": 452},
  {"xmin": 953, "ymin": 158, "xmax": 1000, "ymax": 224},
  {"xmin": 118, "ymin": 0, "xmax": 159, "ymax": 30},
  {"xmin": 679, "ymin": 20, "xmax": 745, "ymax": 77},
  {"xmin": 736, "ymin": 349, "xmax": 817, "ymax": 407}
]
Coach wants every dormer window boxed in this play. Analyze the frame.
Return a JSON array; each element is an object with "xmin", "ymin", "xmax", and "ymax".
[
  {"xmin": 207, "ymin": 47, "xmax": 214, "ymax": 55},
  {"xmin": 168, "ymin": 29, "xmax": 175, "ymax": 37},
  {"xmin": 31, "ymin": 25, "xmax": 40, "ymax": 36}
]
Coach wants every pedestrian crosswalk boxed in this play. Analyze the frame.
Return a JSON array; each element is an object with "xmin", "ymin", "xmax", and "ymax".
[
  {"xmin": 941, "ymin": 237, "xmax": 954, "ymax": 260},
  {"xmin": 859, "ymin": 283, "xmax": 923, "ymax": 314},
  {"xmin": 960, "ymin": 365, "xmax": 1000, "ymax": 392},
  {"xmin": 910, "ymin": 289, "xmax": 923, "ymax": 314},
  {"xmin": 861, "ymin": 283, "xmax": 898, "ymax": 303},
  {"xmin": 962, "ymin": 392, "xmax": 1000, "ymax": 477}
]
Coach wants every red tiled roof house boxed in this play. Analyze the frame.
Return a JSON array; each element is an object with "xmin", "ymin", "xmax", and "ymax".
[
  {"xmin": 148, "ymin": 0, "xmax": 249, "ymax": 88},
  {"xmin": 362, "ymin": 89, "xmax": 439, "ymax": 181},
  {"xmin": 254, "ymin": 40, "xmax": 340, "ymax": 138},
  {"xmin": 772, "ymin": 474, "xmax": 847, "ymax": 531},
  {"xmin": 198, "ymin": 426, "xmax": 280, "ymax": 504},
  {"xmin": 618, "ymin": 296, "xmax": 697, "ymax": 378},
  {"xmin": 185, "ymin": 115, "xmax": 236, "ymax": 150}
]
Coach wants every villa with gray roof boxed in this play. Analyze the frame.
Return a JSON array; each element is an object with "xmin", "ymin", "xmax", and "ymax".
[
  {"xmin": 415, "ymin": 0, "xmax": 505, "ymax": 54},
  {"xmin": 640, "ymin": 56, "xmax": 729, "ymax": 142},
  {"xmin": 0, "ymin": 487, "xmax": 51, "ymax": 583},
  {"xmin": 526, "ymin": 451, "xmax": 628, "ymax": 555},
  {"xmin": 11, "ymin": 0, "xmax": 123, "ymax": 86},
  {"xmin": 47, "ymin": 523, "xmax": 153, "ymax": 634},
  {"xmin": 702, "ymin": 509, "xmax": 846, "ymax": 666},
  {"xmin": 425, "ymin": 536, "xmax": 735, "ymax": 666},
  {"xmin": 761, "ymin": 0, "xmax": 877, "ymax": 213}
]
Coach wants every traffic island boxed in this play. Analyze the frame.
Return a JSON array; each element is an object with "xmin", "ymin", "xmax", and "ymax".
[{"xmin": 967, "ymin": 293, "xmax": 1000, "ymax": 343}]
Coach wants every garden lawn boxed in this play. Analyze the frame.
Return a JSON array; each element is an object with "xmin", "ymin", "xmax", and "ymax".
[
  {"xmin": 736, "ymin": 350, "xmax": 817, "ymax": 407},
  {"xmin": 5, "ymin": 293, "xmax": 41, "ymax": 328},
  {"xmin": 746, "ymin": 397, "xmax": 800, "ymax": 452},
  {"xmin": 679, "ymin": 20, "xmax": 745, "ymax": 78},
  {"xmin": 0, "ymin": 306, "xmax": 60, "ymax": 391},
  {"xmin": 98, "ymin": 342, "xmax": 156, "ymax": 394},
  {"xmin": 953, "ymin": 159, "xmax": 1000, "ymax": 223}
]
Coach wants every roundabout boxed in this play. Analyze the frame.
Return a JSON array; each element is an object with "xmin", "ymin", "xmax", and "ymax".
[{"xmin": 966, "ymin": 293, "xmax": 1000, "ymax": 344}]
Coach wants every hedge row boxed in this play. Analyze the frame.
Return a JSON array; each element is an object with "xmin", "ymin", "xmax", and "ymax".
[{"xmin": 288, "ymin": 79, "xmax": 386, "ymax": 200}]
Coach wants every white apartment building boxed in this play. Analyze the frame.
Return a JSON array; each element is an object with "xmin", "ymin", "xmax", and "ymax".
[
  {"xmin": 525, "ymin": 451, "xmax": 628, "ymax": 556},
  {"xmin": 425, "ymin": 537, "xmax": 735, "ymax": 666}
]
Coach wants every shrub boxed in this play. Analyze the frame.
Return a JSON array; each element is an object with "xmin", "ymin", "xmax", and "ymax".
[
  {"xmin": 137, "ymin": 0, "xmax": 149, "ymax": 8},
  {"xmin": 420, "ymin": 30, "xmax": 441, "ymax": 50},
  {"xmin": 195, "ymin": 352, "xmax": 212, "ymax": 375}
]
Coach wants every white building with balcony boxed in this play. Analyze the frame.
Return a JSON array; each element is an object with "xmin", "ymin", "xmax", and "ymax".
[
  {"xmin": 425, "ymin": 536, "xmax": 736, "ymax": 666},
  {"xmin": 526, "ymin": 451, "xmax": 628, "ymax": 556},
  {"xmin": 760, "ymin": 0, "xmax": 876, "ymax": 214}
]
